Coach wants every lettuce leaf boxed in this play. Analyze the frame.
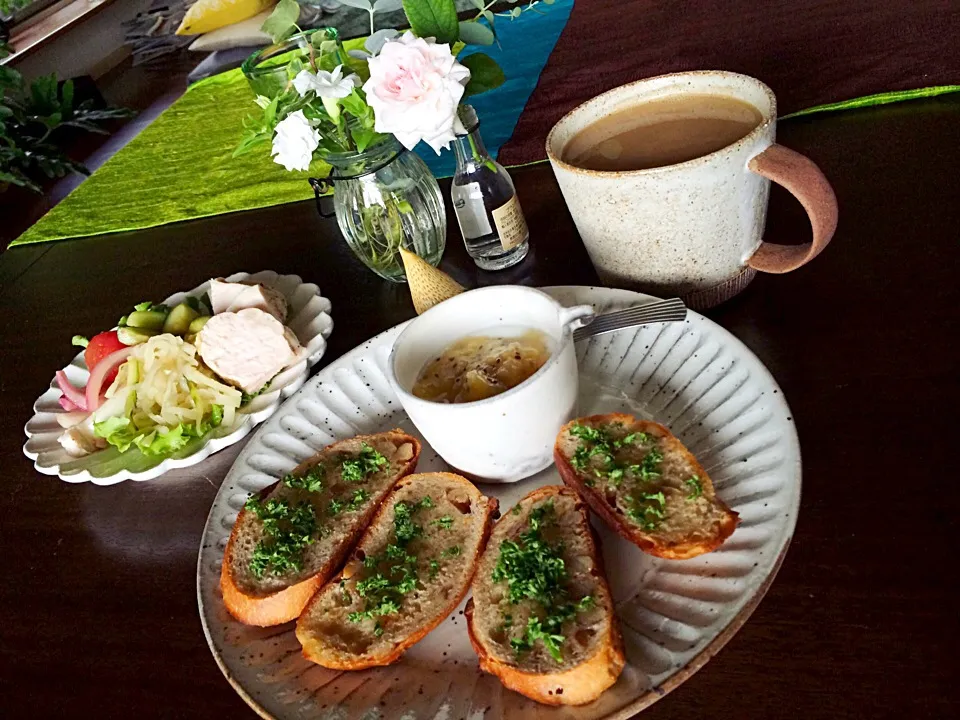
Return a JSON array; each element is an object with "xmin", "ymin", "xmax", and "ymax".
[
  {"xmin": 93, "ymin": 416, "xmax": 140, "ymax": 453},
  {"xmin": 94, "ymin": 404, "xmax": 226, "ymax": 457}
]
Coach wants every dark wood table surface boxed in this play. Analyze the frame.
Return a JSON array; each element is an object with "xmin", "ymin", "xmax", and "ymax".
[{"xmin": 1, "ymin": 95, "xmax": 958, "ymax": 719}]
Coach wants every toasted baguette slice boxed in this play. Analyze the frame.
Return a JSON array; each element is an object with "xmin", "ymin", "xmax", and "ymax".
[
  {"xmin": 466, "ymin": 486, "xmax": 624, "ymax": 706},
  {"xmin": 296, "ymin": 472, "xmax": 498, "ymax": 669},
  {"xmin": 555, "ymin": 413, "xmax": 738, "ymax": 559},
  {"xmin": 221, "ymin": 430, "xmax": 421, "ymax": 626}
]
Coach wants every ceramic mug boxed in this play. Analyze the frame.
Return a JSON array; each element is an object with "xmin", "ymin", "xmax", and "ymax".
[
  {"xmin": 388, "ymin": 286, "xmax": 594, "ymax": 483},
  {"xmin": 546, "ymin": 71, "xmax": 838, "ymax": 308}
]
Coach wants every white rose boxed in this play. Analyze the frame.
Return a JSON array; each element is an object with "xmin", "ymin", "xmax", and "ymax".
[
  {"xmin": 271, "ymin": 110, "xmax": 319, "ymax": 172},
  {"xmin": 362, "ymin": 31, "xmax": 471, "ymax": 154}
]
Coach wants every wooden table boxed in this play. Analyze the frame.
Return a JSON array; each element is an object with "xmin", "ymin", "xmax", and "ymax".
[{"xmin": 1, "ymin": 96, "xmax": 958, "ymax": 718}]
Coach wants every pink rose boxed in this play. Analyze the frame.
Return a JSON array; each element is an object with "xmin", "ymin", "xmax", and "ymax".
[{"xmin": 362, "ymin": 32, "xmax": 471, "ymax": 154}]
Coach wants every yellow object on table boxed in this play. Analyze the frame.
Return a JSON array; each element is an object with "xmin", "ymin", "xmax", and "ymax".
[
  {"xmin": 399, "ymin": 247, "xmax": 465, "ymax": 315},
  {"xmin": 176, "ymin": 0, "xmax": 276, "ymax": 36}
]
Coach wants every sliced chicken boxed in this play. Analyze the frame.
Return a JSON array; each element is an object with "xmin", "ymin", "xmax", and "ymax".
[
  {"xmin": 208, "ymin": 279, "xmax": 288, "ymax": 323},
  {"xmin": 58, "ymin": 416, "xmax": 106, "ymax": 457},
  {"xmin": 196, "ymin": 308, "xmax": 302, "ymax": 395}
]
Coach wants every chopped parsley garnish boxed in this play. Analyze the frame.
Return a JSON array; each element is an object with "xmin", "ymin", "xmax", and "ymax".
[
  {"xmin": 245, "ymin": 497, "xmax": 317, "ymax": 579},
  {"xmin": 685, "ymin": 475, "xmax": 703, "ymax": 500},
  {"xmin": 347, "ymin": 497, "xmax": 433, "ymax": 629},
  {"xmin": 283, "ymin": 465, "xmax": 324, "ymax": 493},
  {"xmin": 444, "ymin": 545, "xmax": 461, "ymax": 557},
  {"xmin": 340, "ymin": 443, "xmax": 389, "ymax": 482},
  {"xmin": 433, "ymin": 516, "xmax": 454, "ymax": 530},
  {"xmin": 326, "ymin": 487, "xmax": 370, "ymax": 517},
  {"xmin": 627, "ymin": 490, "xmax": 666, "ymax": 530},
  {"xmin": 570, "ymin": 423, "xmax": 669, "ymax": 529},
  {"xmin": 568, "ymin": 423, "xmax": 607, "ymax": 444},
  {"xmin": 569, "ymin": 423, "xmax": 652, "ymax": 484},
  {"xmin": 348, "ymin": 488, "xmax": 369, "ymax": 509},
  {"xmin": 491, "ymin": 501, "xmax": 594, "ymax": 663},
  {"xmin": 628, "ymin": 448, "xmax": 663, "ymax": 483}
]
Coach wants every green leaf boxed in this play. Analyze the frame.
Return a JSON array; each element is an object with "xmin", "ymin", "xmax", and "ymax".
[
  {"xmin": 402, "ymin": 0, "xmax": 459, "ymax": 44},
  {"xmin": 60, "ymin": 79, "xmax": 74, "ymax": 115},
  {"xmin": 94, "ymin": 417, "xmax": 140, "ymax": 453},
  {"xmin": 350, "ymin": 126, "xmax": 380, "ymax": 153},
  {"xmin": 458, "ymin": 20, "xmax": 494, "ymax": 46},
  {"xmin": 134, "ymin": 424, "xmax": 190, "ymax": 456},
  {"xmin": 461, "ymin": 53, "xmax": 505, "ymax": 97},
  {"xmin": 261, "ymin": 0, "xmax": 301, "ymax": 44}
]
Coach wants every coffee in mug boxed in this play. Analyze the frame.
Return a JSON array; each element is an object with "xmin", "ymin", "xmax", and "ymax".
[
  {"xmin": 546, "ymin": 71, "xmax": 838, "ymax": 308},
  {"xmin": 563, "ymin": 94, "xmax": 763, "ymax": 172}
]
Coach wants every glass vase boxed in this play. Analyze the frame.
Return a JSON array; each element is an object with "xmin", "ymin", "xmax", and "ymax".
[{"xmin": 315, "ymin": 138, "xmax": 446, "ymax": 283}]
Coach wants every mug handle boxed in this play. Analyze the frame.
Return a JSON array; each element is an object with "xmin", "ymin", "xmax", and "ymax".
[
  {"xmin": 559, "ymin": 304, "xmax": 596, "ymax": 330},
  {"xmin": 745, "ymin": 144, "xmax": 839, "ymax": 274}
]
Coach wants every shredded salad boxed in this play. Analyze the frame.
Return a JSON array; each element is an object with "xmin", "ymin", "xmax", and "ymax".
[{"xmin": 93, "ymin": 334, "xmax": 242, "ymax": 456}]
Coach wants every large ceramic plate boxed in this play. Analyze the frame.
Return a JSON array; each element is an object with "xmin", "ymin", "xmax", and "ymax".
[
  {"xmin": 23, "ymin": 271, "xmax": 333, "ymax": 485},
  {"xmin": 198, "ymin": 286, "xmax": 800, "ymax": 719}
]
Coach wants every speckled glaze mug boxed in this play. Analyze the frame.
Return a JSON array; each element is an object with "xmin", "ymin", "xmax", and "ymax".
[{"xmin": 546, "ymin": 71, "xmax": 838, "ymax": 308}]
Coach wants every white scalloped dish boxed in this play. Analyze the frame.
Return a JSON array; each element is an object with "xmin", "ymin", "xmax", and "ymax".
[
  {"xmin": 23, "ymin": 271, "xmax": 333, "ymax": 485},
  {"xmin": 197, "ymin": 286, "xmax": 801, "ymax": 720}
]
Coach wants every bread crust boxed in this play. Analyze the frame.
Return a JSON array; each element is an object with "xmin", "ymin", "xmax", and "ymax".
[
  {"xmin": 555, "ymin": 413, "xmax": 738, "ymax": 560},
  {"xmin": 220, "ymin": 430, "xmax": 421, "ymax": 626},
  {"xmin": 296, "ymin": 472, "xmax": 498, "ymax": 669},
  {"xmin": 466, "ymin": 485, "xmax": 625, "ymax": 706}
]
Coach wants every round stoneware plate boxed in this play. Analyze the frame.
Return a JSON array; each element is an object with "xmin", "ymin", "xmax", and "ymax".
[
  {"xmin": 198, "ymin": 286, "xmax": 800, "ymax": 719},
  {"xmin": 23, "ymin": 271, "xmax": 333, "ymax": 485}
]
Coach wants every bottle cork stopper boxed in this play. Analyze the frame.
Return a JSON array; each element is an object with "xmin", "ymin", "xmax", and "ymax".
[{"xmin": 399, "ymin": 247, "xmax": 465, "ymax": 315}]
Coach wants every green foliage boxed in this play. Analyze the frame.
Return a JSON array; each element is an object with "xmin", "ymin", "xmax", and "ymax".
[
  {"xmin": 461, "ymin": 52, "xmax": 505, "ymax": 97},
  {"xmin": 1, "ymin": 36, "xmax": 132, "ymax": 192},
  {"xmin": 260, "ymin": 0, "xmax": 301, "ymax": 44},
  {"xmin": 0, "ymin": 1, "xmax": 30, "ymax": 16},
  {"xmin": 235, "ymin": 31, "xmax": 388, "ymax": 158},
  {"xmin": 457, "ymin": 19, "xmax": 494, "ymax": 46},
  {"xmin": 235, "ymin": 0, "xmax": 552, "ymax": 166},
  {"xmin": 402, "ymin": 0, "xmax": 459, "ymax": 44}
]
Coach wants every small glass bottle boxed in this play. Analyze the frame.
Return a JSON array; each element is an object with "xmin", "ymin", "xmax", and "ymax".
[{"xmin": 451, "ymin": 105, "xmax": 530, "ymax": 270}]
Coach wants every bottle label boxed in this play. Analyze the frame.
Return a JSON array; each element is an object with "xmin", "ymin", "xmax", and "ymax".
[
  {"xmin": 492, "ymin": 194, "xmax": 529, "ymax": 251},
  {"xmin": 453, "ymin": 183, "xmax": 493, "ymax": 239}
]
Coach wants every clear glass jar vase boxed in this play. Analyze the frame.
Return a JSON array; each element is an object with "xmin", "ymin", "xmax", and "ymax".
[{"xmin": 313, "ymin": 138, "xmax": 446, "ymax": 282}]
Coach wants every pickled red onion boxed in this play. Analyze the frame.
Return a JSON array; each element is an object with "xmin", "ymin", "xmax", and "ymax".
[
  {"xmin": 58, "ymin": 395, "xmax": 82, "ymax": 412},
  {"xmin": 55, "ymin": 371, "xmax": 87, "ymax": 411},
  {"xmin": 85, "ymin": 347, "xmax": 134, "ymax": 411}
]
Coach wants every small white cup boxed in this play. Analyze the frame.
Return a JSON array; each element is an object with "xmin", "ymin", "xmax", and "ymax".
[{"xmin": 388, "ymin": 286, "xmax": 594, "ymax": 483}]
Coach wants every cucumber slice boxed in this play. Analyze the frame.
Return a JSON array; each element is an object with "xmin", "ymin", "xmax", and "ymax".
[
  {"xmin": 127, "ymin": 310, "xmax": 168, "ymax": 331},
  {"xmin": 162, "ymin": 303, "xmax": 200, "ymax": 335},
  {"xmin": 118, "ymin": 326, "xmax": 158, "ymax": 345},
  {"xmin": 188, "ymin": 315, "xmax": 211, "ymax": 334}
]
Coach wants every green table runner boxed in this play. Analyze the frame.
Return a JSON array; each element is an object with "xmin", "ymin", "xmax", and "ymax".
[{"xmin": 9, "ymin": 52, "xmax": 353, "ymax": 246}]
